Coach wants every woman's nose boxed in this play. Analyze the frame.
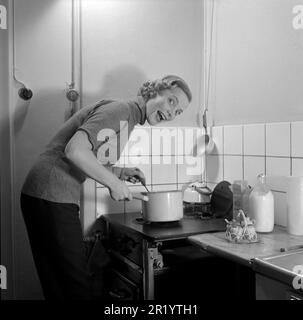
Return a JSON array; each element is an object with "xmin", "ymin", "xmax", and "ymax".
[{"xmin": 167, "ymin": 110, "xmax": 173, "ymax": 120}]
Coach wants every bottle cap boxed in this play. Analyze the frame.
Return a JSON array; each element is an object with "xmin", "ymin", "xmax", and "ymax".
[{"xmin": 257, "ymin": 173, "xmax": 265, "ymax": 183}]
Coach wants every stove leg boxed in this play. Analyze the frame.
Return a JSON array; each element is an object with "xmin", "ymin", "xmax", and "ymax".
[{"xmin": 143, "ymin": 240, "xmax": 154, "ymax": 300}]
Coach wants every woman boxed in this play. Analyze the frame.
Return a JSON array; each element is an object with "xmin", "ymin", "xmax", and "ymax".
[{"xmin": 20, "ymin": 75, "xmax": 192, "ymax": 300}]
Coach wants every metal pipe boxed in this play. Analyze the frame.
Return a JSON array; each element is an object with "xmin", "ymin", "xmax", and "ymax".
[
  {"xmin": 12, "ymin": 0, "xmax": 33, "ymax": 100},
  {"xmin": 66, "ymin": 0, "xmax": 82, "ymax": 104},
  {"xmin": 205, "ymin": 0, "xmax": 215, "ymax": 112}
]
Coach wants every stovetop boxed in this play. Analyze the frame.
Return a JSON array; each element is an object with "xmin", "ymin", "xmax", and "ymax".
[{"xmin": 101, "ymin": 212, "xmax": 226, "ymax": 241}]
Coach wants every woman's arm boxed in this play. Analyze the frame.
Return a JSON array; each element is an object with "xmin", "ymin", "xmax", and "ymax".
[{"xmin": 65, "ymin": 130, "xmax": 132, "ymax": 201}]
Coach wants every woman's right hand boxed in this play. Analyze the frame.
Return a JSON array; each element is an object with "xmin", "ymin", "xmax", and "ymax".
[{"xmin": 109, "ymin": 180, "xmax": 133, "ymax": 201}]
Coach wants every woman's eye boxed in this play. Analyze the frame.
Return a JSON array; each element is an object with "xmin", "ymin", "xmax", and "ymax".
[{"xmin": 169, "ymin": 98, "xmax": 175, "ymax": 106}]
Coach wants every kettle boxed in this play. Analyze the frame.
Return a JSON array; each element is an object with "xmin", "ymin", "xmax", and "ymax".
[
  {"xmin": 183, "ymin": 182, "xmax": 213, "ymax": 217},
  {"xmin": 183, "ymin": 182, "xmax": 212, "ymax": 204}
]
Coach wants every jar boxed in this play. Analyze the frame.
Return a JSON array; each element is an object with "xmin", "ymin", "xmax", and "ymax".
[{"xmin": 249, "ymin": 174, "xmax": 274, "ymax": 233}]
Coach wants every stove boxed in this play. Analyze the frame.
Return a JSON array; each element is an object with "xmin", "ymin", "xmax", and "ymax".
[
  {"xmin": 101, "ymin": 212, "xmax": 226, "ymax": 242},
  {"xmin": 98, "ymin": 212, "xmax": 227, "ymax": 300}
]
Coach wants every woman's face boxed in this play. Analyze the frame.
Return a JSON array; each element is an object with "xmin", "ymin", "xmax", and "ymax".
[{"xmin": 146, "ymin": 87, "xmax": 190, "ymax": 125}]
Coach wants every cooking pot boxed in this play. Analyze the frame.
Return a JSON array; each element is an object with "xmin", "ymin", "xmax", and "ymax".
[{"xmin": 133, "ymin": 190, "xmax": 183, "ymax": 222}]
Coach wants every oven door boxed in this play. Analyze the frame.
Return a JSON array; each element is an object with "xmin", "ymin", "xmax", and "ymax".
[{"xmin": 109, "ymin": 269, "xmax": 141, "ymax": 300}]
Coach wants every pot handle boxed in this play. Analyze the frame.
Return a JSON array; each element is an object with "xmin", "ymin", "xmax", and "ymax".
[{"xmin": 133, "ymin": 193, "xmax": 149, "ymax": 202}]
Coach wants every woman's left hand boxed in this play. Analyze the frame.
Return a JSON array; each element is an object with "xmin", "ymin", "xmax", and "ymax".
[{"xmin": 121, "ymin": 167, "xmax": 146, "ymax": 185}]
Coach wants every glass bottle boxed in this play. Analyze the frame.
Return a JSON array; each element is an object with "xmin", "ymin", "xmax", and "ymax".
[
  {"xmin": 249, "ymin": 174, "xmax": 274, "ymax": 233},
  {"xmin": 232, "ymin": 180, "xmax": 251, "ymax": 218}
]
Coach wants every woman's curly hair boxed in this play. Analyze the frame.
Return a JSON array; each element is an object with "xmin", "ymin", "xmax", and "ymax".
[{"xmin": 138, "ymin": 75, "xmax": 192, "ymax": 103}]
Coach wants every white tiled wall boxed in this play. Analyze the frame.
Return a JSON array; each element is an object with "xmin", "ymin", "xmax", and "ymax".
[
  {"xmin": 266, "ymin": 122, "xmax": 291, "ymax": 157},
  {"xmin": 243, "ymin": 124, "xmax": 265, "ymax": 156},
  {"xmin": 206, "ymin": 121, "xmax": 303, "ymax": 227},
  {"xmin": 94, "ymin": 121, "xmax": 303, "ymax": 227},
  {"xmin": 292, "ymin": 122, "xmax": 303, "ymax": 158},
  {"xmin": 95, "ymin": 126, "xmax": 204, "ymax": 217},
  {"xmin": 223, "ymin": 125, "xmax": 243, "ymax": 155}
]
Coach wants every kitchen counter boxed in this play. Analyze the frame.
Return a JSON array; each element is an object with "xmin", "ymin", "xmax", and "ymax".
[
  {"xmin": 188, "ymin": 226, "xmax": 303, "ymax": 267},
  {"xmin": 188, "ymin": 226, "xmax": 303, "ymax": 298}
]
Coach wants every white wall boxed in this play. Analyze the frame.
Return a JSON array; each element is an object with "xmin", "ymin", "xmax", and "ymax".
[
  {"xmin": 11, "ymin": 0, "xmax": 71, "ymax": 299},
  {"xmin": 210, "ymin": 0, "xmax": 303, "ymax": 125},
  {"xmin": 81, "ymin": 0, "xmax": 204, "ymax": 127},
  {"xmin": 0, "ymin": 0, "xmax": 14, "ymax": 300},
  {"xmin": 80, "ymin": 0, "xmax": 204, "ymax": 233}
]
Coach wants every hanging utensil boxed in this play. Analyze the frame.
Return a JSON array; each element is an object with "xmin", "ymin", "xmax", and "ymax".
[
  {"xmin": 194, "ymin": 0, "xmax": 216, "ymax": 156},
  {"xmin": 194, "ymin": 109, "xmax": 215, "ymax": 156}
]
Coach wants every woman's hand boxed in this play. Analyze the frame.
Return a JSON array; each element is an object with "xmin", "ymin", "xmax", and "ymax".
[
  {"xmin": 109, "ymin": 180, "xmax": 133, "ymax": 201},
  {"xmin": 121, "ymin": 167, "xmax": 146, "ymax": 185}
]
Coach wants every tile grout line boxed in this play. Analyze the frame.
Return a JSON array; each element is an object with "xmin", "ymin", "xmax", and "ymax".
[
  {"xmin": 264, "ymin": 123, "xmax": 267, "ymax": 176},
  {"xmin": 242, "ymin": 125, "xmax": 244, "ymax": 180},
  {"xmin": 123, "ymin": 156, "xmax": 126, "ymax": 214},
  {"xmin": 290, "ymin": 122, "xmax": 293, "ymax": 176},
  {"xmin": 176, "ymin": 130, "xmax": 179, "ymax": 187},
  {"xmin": 94, "ymin": 180, "xmax": 97, "ymax": 219},
  {"xmin": 208, "ymin": 153, "xmax": 298, "ymax": 159},
  {"xmin": 150, "ymin": 128, "xmax": 153, "ymax": 189},
  {"xmin": 222, "ymin": 126, "xmax": 225, "ymax": 180}
]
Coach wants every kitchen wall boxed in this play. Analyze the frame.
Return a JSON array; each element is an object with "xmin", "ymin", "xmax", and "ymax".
[
  {"xmin": 81, "ymin": 0, "xmax": 205, "ymax": 232},
  {"xmin": 204, "ymin": 0, "xmax": 303, "ymax": 229},
  {"xmin": 10, "ymin": 0, "xmax": 72, "ymax": 299},
  {"xmin": 0, "ymin": 0, "xmax": 14, "ymax": 300},
  {"xmin": 81, "ymin": 0, "xmax": 204, "ymax": 127},
  {"xmin": 94, "ymin": 126, "xmax": 204, "ymax": 219},
  {"xmin": 209, "ymin": 0, "xmax": 303, "ymax": 125},
  {"xmin": 206, "ymin": 121, "xmax": 303, "ymax": 227}
]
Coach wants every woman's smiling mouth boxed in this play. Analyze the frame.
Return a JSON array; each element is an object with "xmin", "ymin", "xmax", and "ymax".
[{"xmin": 157, "ymin": 110, "xmax": 167, "ymax": 122}]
